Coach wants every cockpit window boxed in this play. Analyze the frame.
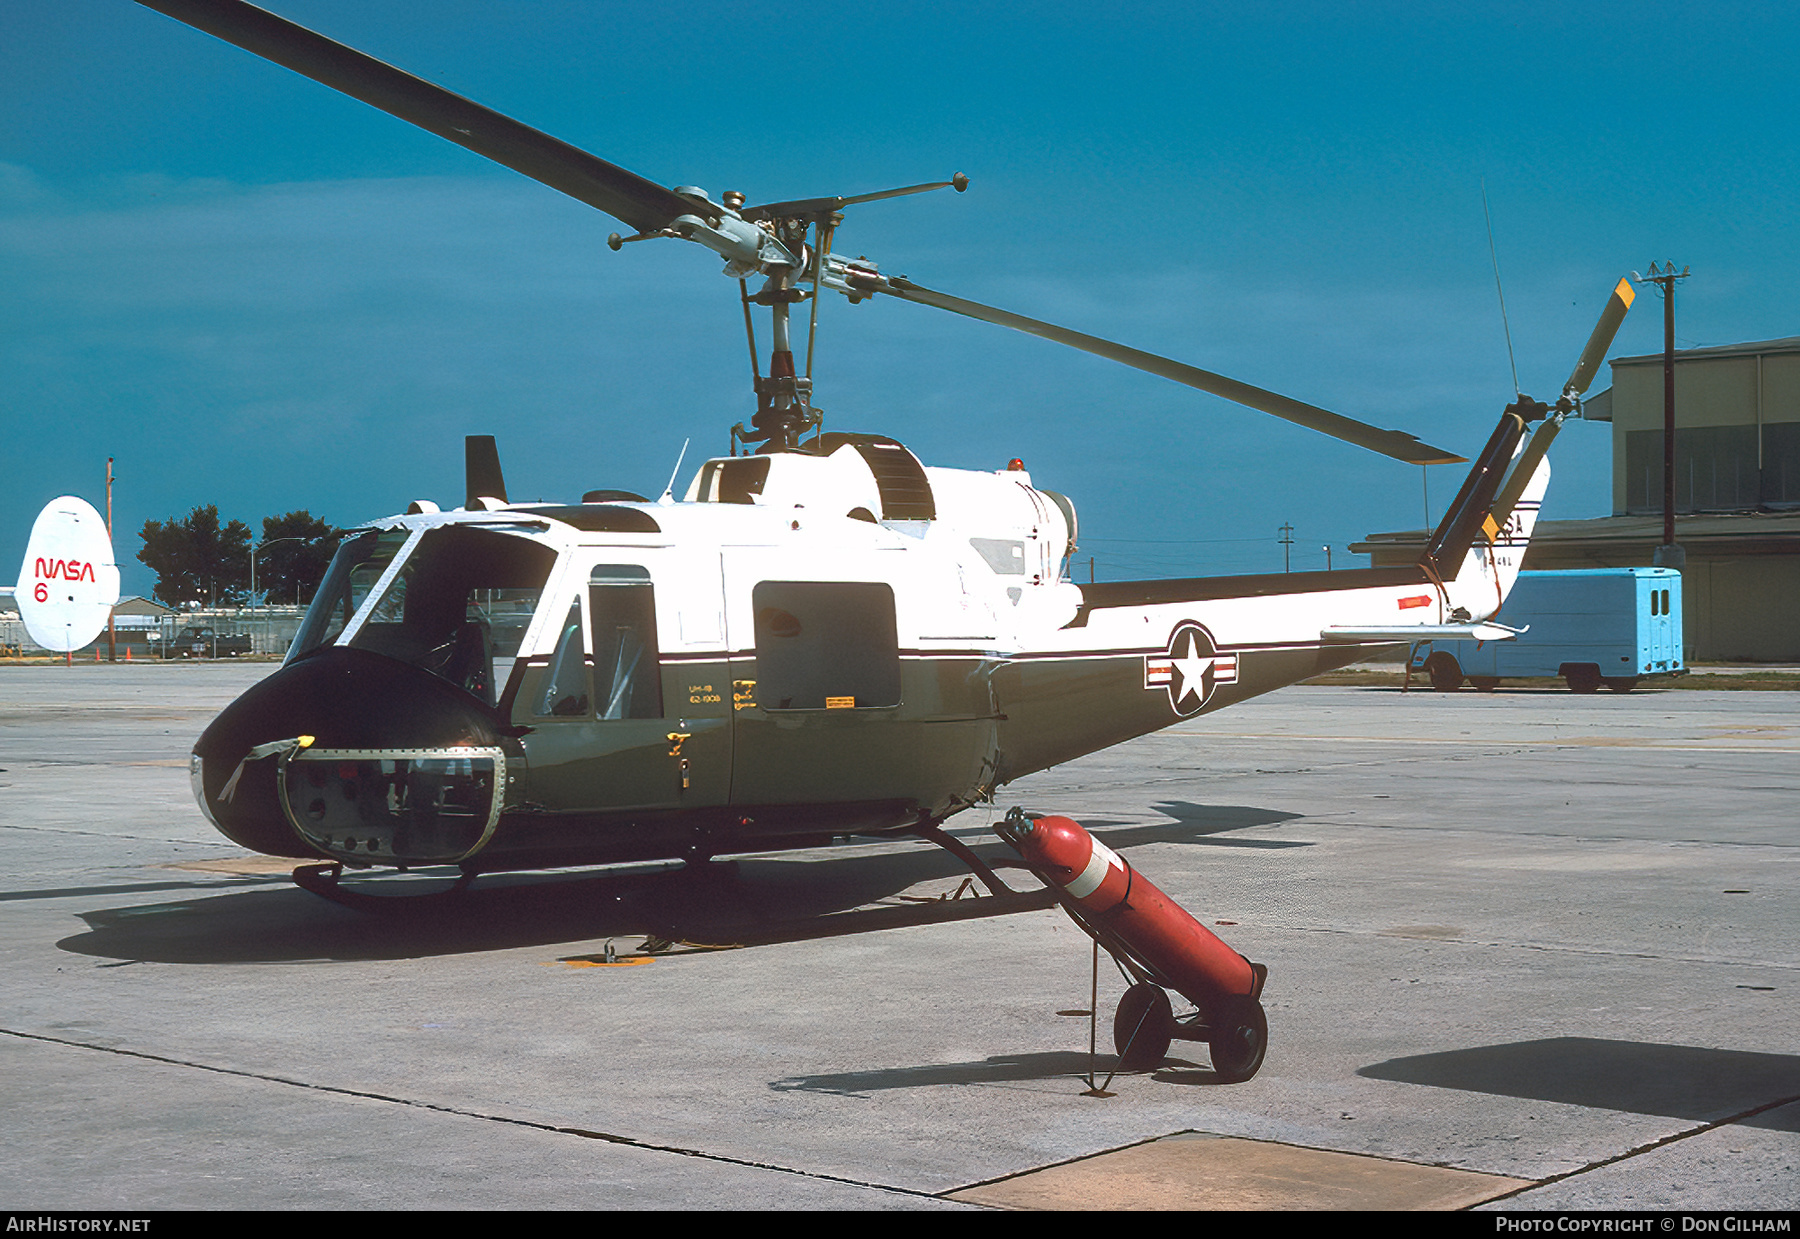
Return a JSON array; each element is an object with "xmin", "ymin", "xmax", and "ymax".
[
  {"xmin": 289, "ymin": 528, "xmax": 411, "ymax": 663},
  {"xmin": 347, "ymin": 526, "xmax": 556, "ymax": 705}
]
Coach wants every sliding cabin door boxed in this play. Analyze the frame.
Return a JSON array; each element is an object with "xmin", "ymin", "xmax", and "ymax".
[{"xmin": 511, "ymin": 553, "xmax": 731, "ymax": 816}]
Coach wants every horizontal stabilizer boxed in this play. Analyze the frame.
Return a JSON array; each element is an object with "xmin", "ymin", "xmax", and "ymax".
[{"xmin": 1321, "ymin": 622, "xmax": 1526, "ymax": 643}]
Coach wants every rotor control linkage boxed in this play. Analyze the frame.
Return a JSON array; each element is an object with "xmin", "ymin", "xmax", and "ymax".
[{"xmin": 606, "ymin": 228, "xmax": 676, "ymax": 250}]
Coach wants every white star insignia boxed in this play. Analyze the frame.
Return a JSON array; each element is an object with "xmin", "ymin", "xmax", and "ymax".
[{"xmin": 1172, "ymin": 634, "xmax": 1212, "ymax": 707}]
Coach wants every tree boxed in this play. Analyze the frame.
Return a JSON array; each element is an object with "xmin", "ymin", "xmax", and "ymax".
[
  {"xmin": 256, "ymin": 511, "xmax": 343, "ymax": 606},
  {"xmin": 137, "ymin": 506, "xmax": 252, "ymax": 607}
]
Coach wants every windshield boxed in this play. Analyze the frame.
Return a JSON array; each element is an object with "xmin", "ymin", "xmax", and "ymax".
[
  {"xmin": 289, "ymin": 528, "xmax": 411, "ymax": 662},
  {"xmin": 348, "ymin": 526, "xmax": 556, "ymax": 705}
]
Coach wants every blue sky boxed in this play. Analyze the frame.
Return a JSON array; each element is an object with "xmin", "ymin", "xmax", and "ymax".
[{"xmin": 5, "ymin": 0, "xmax": 1798, "ymax": 596}]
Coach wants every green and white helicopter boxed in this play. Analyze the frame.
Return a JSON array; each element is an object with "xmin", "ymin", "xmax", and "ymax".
[{"xmin": 135, "ymin": 0, "xmax": 1632, "ymax": 1079}]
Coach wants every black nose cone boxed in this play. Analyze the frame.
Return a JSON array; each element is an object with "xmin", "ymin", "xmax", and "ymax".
[{"xmin": 192, "ymin": 647, "xmax": 506, "ymax": 857}]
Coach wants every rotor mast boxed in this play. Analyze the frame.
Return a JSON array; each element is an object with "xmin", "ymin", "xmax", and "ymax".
[
  {"xmin": 734, "ymin": 205, "xmax": 817, "ymax": 454},
  {"xmin": 722, "ymin": 182, "xmax": 969, "ymax": 454}
]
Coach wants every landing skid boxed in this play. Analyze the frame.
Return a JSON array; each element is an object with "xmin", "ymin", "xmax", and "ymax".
[{"xmin": 291, "ymin": 861, "xmax": 476, "ymax": 911}]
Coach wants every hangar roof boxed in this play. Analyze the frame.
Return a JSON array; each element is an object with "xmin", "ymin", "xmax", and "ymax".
[{"xmin": 1613, "ymin": 336, "xmax": 1800, "ymax": 366}]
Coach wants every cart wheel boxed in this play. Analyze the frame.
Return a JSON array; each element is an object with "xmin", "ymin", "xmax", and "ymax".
[
  {"xmin": 1208, "ymin": 994, "xmax": 1268, "ymax": 1083},
  {"xmin": 1565, "ymin": 666, "xmax": 1601, "ymax": 694},
  {"xmin": 1113, "ymin": 982, "xmax": 1174, "ymax": 1071},
  {"xmin": 1469, "ymin": 677, "xmax": 1499, "ymax": 692},
  {"xmin": 1426, "ymin": 652, "xmax": 1462, "ymax": 693},
  {"xmin": 1603, "ymin": 676, "xmax": 1639, "ymax": 693}
]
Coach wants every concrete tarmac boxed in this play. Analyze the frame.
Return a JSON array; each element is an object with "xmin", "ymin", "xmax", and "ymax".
[{"xmin": 0, "ymin": 663, "xmax": 1794, "ymax": 1210}]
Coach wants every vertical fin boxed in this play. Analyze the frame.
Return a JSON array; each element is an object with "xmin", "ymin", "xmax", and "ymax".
[{"xmin": 1421, "ymin": 412, "xmax": 1527, "ymax": 579}]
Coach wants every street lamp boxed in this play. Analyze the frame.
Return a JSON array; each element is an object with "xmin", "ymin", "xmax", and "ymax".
[{"xmin": 250, "ymin": 536, "xmax": 308, "ymax": 608}]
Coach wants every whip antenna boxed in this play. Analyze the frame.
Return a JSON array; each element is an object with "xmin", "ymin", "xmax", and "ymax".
[
  {"xmin": 659, "ymin": 438, "xmax": 690, "ymax": 505},
  {"xmin": 1483, "ymin": 181, "xmax": 1520, "ymax": 396}
]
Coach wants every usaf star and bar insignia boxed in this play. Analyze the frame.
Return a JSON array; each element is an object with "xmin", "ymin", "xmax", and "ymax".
[{"xmin": 1144, "ymin": 622, "xmax": 1238, "ymax": 716}]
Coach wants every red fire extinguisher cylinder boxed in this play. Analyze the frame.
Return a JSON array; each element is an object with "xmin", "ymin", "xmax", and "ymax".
[{"xmin": 1006, "ymin": 814, "xmax": 1258, "ymax": 1008}]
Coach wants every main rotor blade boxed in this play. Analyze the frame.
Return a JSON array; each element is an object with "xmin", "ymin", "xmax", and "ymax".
[
  {"xmin": 879, "ymin": 278, "xmax": 1467, "ymax": 465},
  {"xmin": 1563, "ymin": 277, "xmax": 1637, "ymax": 398},
  {"xmin": 135, "ymin": 0, "xmax": 692, "ymax": 234}
]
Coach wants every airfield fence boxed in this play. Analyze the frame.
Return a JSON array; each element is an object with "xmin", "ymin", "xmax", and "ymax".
[{"xmin": 0, "ymin": 605, "xmax": 305, "ymax": 659}]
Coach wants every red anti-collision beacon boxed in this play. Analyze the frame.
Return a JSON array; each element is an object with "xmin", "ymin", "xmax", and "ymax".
[{"xmin": 1005, "ymin": 814, "xmax": 1260, "ymax": 1008}]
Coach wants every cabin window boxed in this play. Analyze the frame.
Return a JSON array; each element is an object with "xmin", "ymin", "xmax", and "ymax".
[
  {"xmin": 347, "ymin": 527, "xmax": 554, "ymax": 704},
  {"xmin": 590, "ymin": 566, "xmax": 662, "ymax": 719},
  {"xmin": 537, "ymin": 599, "xmax": 591, "ymax": 717},
  {"xmin": 752, "ymin": 581, "xmax": 900, "ymax": 710},
  {"xmin": 970, "ymin": 538, "xmax": 1026, "ymax": 575}
]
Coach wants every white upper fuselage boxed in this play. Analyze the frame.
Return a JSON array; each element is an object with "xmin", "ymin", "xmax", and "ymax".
[{"xmin": 338, "ymin": 438, "xmax": 1543, "ymax": 677}]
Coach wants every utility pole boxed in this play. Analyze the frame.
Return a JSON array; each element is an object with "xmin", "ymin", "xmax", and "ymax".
[
  {"xmin": 105, "ymin": 458, "xmax": 116, "ymax": 662},
  {"xmin": 1634, "ymin": 262, "xmax": 1689, "ymax": 569},
  {"xmin": 1278, "ymin": 522, "xmax": 1294, "ymax": 573}
]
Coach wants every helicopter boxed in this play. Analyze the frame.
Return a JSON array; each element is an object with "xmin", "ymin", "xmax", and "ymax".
[{"xmin": 130, "ymin": 0, "xmax": 1634, "ymax": 1078}]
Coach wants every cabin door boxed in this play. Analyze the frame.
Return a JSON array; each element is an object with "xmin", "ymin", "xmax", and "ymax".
[
  {"xmin": 723, "ymin": 550, "xmax": 912, "ymax": 820},
  {"xmin": 512, "ymin": 552, "xmax": 732, "ymax": 814}
]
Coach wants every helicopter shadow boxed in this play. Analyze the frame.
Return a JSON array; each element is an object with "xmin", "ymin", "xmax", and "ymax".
[
  {"xmin": 53, "ymin": 802, "xmax": 1301, "ymax": 966},
  {"xmin": 1123, "ymin": 802, "xmax": 1309, "ymax": 849},
  {"xmin": 1359, "ymin": 1038, "xmax": 1800, "ymax": 1132}
]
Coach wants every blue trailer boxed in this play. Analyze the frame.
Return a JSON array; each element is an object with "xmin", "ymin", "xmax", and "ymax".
[{"xmin": 1410, "ymin": 568, "xmax": 1683, "ymax": 693}]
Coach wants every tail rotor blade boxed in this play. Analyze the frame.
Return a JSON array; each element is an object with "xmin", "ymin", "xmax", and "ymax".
[
  {"xmin": 1488, "ymin": 416, "xmax": 1563, "ymax": 532},
  {"xmin": 1563, "ymin": 277, "xmax": 1636, "ymax": 398},
  {"xmin": 1495, "ymin": 278, "xmax": 1638, "ymax": 528}
]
